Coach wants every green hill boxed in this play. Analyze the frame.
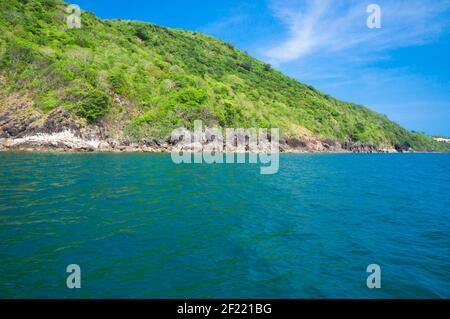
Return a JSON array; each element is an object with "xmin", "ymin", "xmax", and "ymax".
[{"xmin": 0, "ymin": 0, "xmax": 448, "ymax": 152}]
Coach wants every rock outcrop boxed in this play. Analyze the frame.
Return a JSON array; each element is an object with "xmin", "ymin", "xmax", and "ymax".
[{"xmin": 0, "ymin": 100, "xmax": 400, "ymax": 154}]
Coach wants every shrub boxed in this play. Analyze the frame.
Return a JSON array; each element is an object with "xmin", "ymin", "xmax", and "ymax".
[
  {"xmin": 239, "ymin": 61, "xmax": 252, "ymax": 71},
  {"xmin": 219, "ymin": 100, "xmax": 242, "ymax": 127},
  {"xmin": 108, "ymin": 70, "xmax": 128, "ymax": 95},
  {"xmin": 133, "ymin": 25, "xmax": 151, "ymax": 41},
  {"xmin": 38, "ymin": 91, "xmax": 59, "ymax": 111},
  {"xmin": 77, "ymin": 89, "xmax": 110, "ymax": 122},
  {"xmin": 175, "ymin": 87, "xmax": 207, "ymax": 109}
]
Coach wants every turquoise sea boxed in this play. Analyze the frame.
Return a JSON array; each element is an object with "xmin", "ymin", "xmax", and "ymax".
[{"xmin": 0, "ymin": 153, "xmax": 449, "ymax": 298}]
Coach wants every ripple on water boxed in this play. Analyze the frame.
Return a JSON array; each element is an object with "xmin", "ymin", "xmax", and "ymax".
[{"xmin": 0, "ymin": 153, "xmax": 449, "ymax": 298}]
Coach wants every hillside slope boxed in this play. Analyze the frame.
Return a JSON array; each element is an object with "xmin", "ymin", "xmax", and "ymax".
[{"xmin": 0, "ymin": 0, "xmax": 448, "ymax": 152}]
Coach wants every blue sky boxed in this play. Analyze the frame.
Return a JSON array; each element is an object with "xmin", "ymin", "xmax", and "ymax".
[{"xmin": 74, "ymin": 0, "xmax": 450, "ymax": 136}]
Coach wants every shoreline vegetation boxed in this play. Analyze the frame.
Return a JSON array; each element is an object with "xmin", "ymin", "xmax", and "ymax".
[{"xmin": 1, "ymin": 0, "xmax": 450, "ymax": 153}]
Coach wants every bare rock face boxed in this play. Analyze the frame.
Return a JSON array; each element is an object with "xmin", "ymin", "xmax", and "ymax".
[
  {"xmin": 342, "ymin": 141, "xmax": 377, "ymax": 153},
  {"xmin": 0, "ymin": 104, "xmax": 83, "ymax": 139},
  {"xmin": 5, "ymin": 130, "xmax": 111, "ymax": 151},
  {"xmin": 81, "ymin": 124, "xmax": 110, "ymax": 141},
  {"xmin": 321, "ymin": 139, "xmax": 344, "ymax": 152},
  {"xmin": 280, "ymin": 137, "xmax": 346, "ymax": 153},
  {"xmin": 285, "ymin": 138, "xmax": 307, "ymax": 149},
  {"xmin": 38, "ymin": 108, "xmax": 81, "ymax": 136},
  {"xmin": 0, "ymin": 101, "xmax": 40, "ymax": 138}
]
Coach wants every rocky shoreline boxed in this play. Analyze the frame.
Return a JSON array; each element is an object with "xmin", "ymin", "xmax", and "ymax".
[
  {"xmin": 0, "ymin": 105, "xmax": 403, "ymax": 154},
  {"xmin": 0, "ymin": 130, "xmax": 402, "ymax": 154}
]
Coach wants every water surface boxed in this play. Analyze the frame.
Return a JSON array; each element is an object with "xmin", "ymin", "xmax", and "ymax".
[{"xmin": 0, "ymin": 153, "xmax": 449, "ymax": 298}]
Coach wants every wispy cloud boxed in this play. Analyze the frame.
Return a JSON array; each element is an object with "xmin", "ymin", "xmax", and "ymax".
[
  {"xmin": 252, "ymin": 0, "xmax": 450, "ymax": 135},
  {"xmin": 199, "ymin": 14, "xmax": 249, "ymax": 36},
  {"xmin": 264, "ymin": 0, "xmax": 450, "ymax": 65}
]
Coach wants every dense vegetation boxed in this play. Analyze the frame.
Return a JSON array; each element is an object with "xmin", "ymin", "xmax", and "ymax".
[{"xmin": 0, "ymin": 0, "xmax": 448, "ymax": 151}]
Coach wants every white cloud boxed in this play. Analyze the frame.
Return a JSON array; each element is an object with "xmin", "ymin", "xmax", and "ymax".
[
  {"xmin": 264, "ymin": 0, "xmax": 450, "ymax": 65},
  {"xmin": 199, "ymin": 14, "xmax": 249, "ymax": 36}
]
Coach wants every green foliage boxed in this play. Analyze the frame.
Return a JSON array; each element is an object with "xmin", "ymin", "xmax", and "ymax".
[
  {"xmin": 132, "ymin": 24, "xmax": 151, "ymax": 42},
  {"xmin": 76, "ymin": 89, "xmax": 110, "ymax": 122},
  {"xmin": 174, "ymin": 87, "xmax": 208, "ymax": 109},
  {"xmin": 108, "ymin": 70, "xmax": 129, "ymax": 95},
  {"xmin": 37, "ymin": 90, "xmax": 58, "ymax": 111},
  {"xmin": 218, "ymin": 100, "xmax": 242, "ymax": 127},
  {"xmin": 238, "ymin": 61, "xmax": 252, "ymax": 71}
]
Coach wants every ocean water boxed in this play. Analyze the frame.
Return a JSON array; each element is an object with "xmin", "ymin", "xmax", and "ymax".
[{"xmin": 0, "ymin": 152, "xmax": 449, "ymax": 298}]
